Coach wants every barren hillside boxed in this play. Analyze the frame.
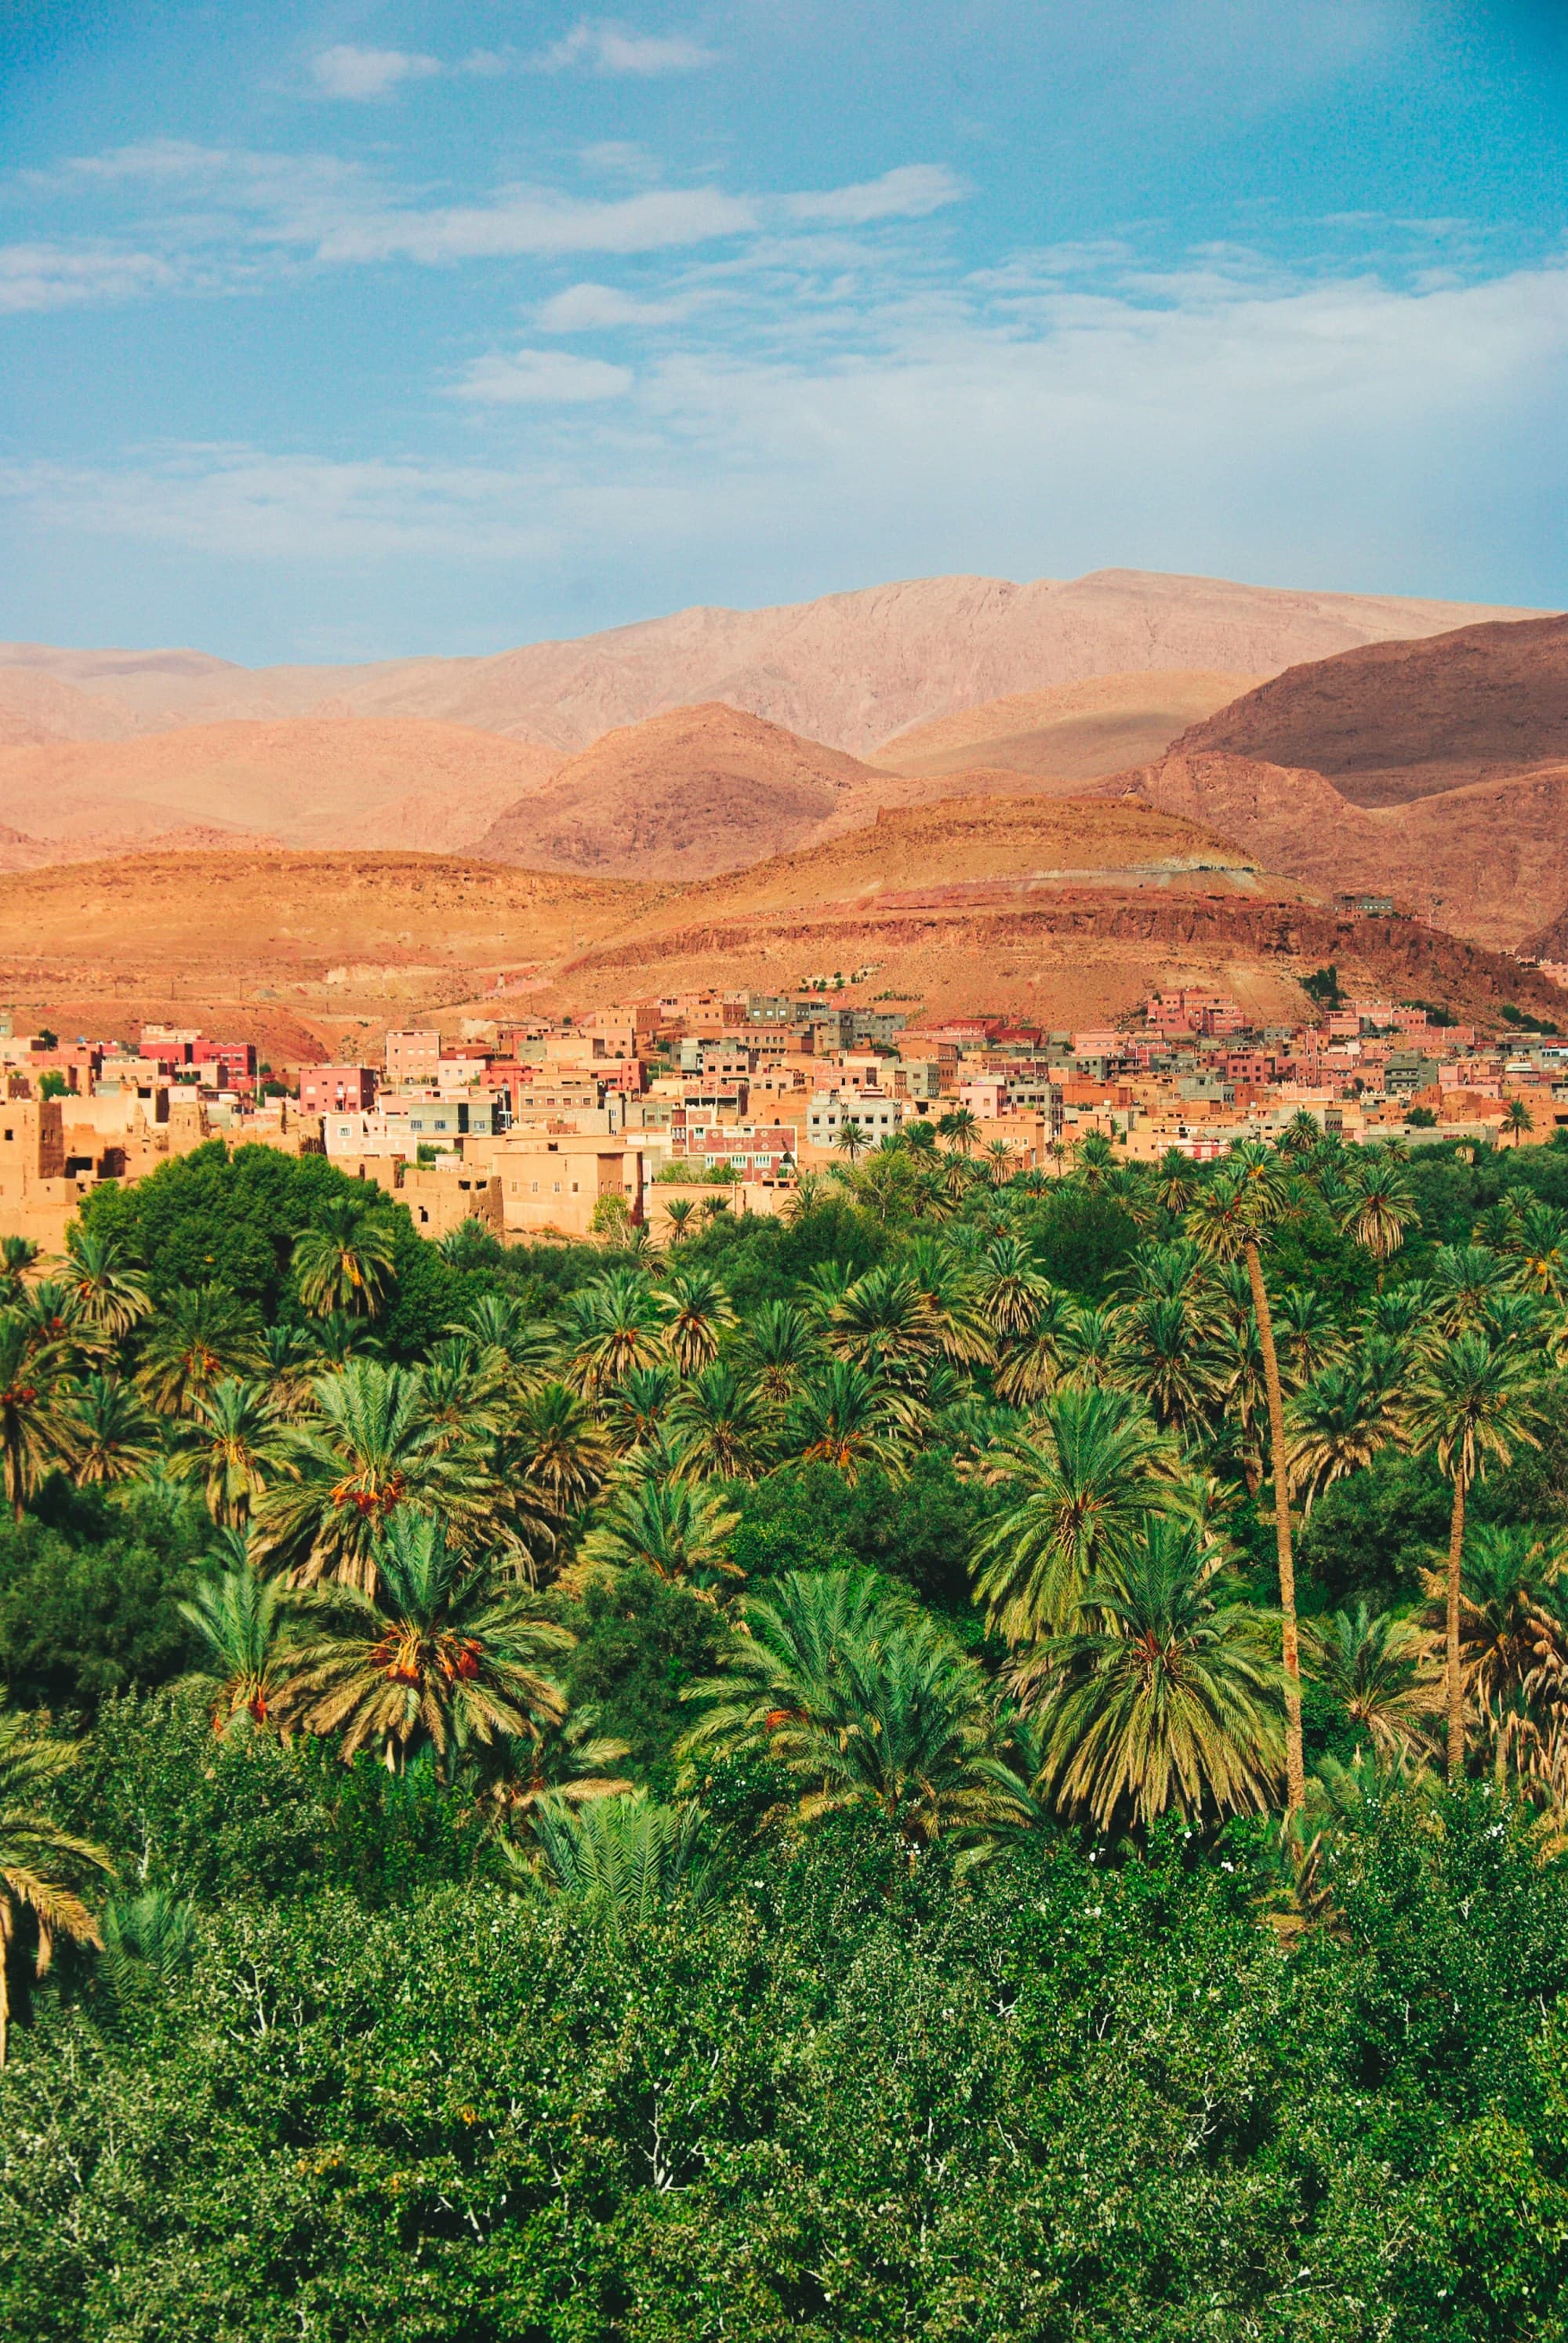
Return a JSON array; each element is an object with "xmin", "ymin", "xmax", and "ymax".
[
  {"xmin": 1, "ymin": 568, "xmax": 1536, "ymax": 757},
  {"xmin": 0, "ymin": 850, "xmax": 648, "ymax": 1057},
  {"xmin": 535, "ymin": 783, "xmax": 1564, "ymax": 1031},
  {"xmin": 474, "ymin": 703, "xmax": 883, "ymax": 878},
  {"xmin": 1102, "ymin": 751, "xmax": 1568, "ymax": 950},
  {"xmin": 0, "ymin": 720, "xmax": 560, "ymax": 854},
  {"xmin": 872, "ymin": 670, "xmax": 1263, "ymax": 781},
  {"xmin": 1173, "ymin": 612, "xmax": 1568, "ymax": 805}
]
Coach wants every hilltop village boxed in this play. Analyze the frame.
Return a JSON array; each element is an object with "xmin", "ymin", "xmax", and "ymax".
[{"xmin": 4, "ymin": 967, "xmax": 1567, "ymax": 1252}]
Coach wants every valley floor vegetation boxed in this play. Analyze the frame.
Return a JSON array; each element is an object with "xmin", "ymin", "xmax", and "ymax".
[{"xmin": 4, "ymin": 1124, "xmax": 1568, "ymax": 2334}]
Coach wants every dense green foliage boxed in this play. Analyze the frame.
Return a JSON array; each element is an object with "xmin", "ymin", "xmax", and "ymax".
[{"xmin": 2, "ymin": 1127, "xmax": 1568, "ymax": 2334}]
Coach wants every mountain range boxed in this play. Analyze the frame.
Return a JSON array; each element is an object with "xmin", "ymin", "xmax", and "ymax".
[{"xmin": 0, "ymin": 565, "xmax": 1565, "ymax": 1046}]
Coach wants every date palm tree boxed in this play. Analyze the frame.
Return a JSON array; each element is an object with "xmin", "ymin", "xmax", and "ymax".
[
  {"xmin": 59, "ymin": 1373, "xmax": 158, "ymax": 1488},
  {"xmin": 303, "ymin": 1311, "xmax": 384, "ymax": 1369},
  {"xmin": 480, "ymin": 1705, "xmax": 633, "ymax": 1833},
  {"xmin": 1417, "ymin": 1522, "xmax": 1568, "ymax": 1784},
  {"xmin": 937, "ymin": 1107, "xmax": 978, "ymax": 1155},
  {"xmin": 1303, "ymin": 1604, "xmax": 1430, "ymax": 1760},
  {"xmin": 1337, "ymin": 1153, "xmax": 1418, "ymax": 1266},
  {"xmin": 1150, "ymin": 1150, "xmax": 1198, "ymax": 1221},
  {"xmin": 1015, "ymin": 1518, "xmax": 1285, "ymax": 1833},
  {"xmin": 510, "ymin": 1792, "xmax": 713, "ymax": 1929},
  {"xmin": 0, "ymin": 1238, "xmax": 39, "ymax": 1307},
  {"xmin": 452, "ymin": 1293, "xmax": 557, "ymax": 1389},
  {"xmin": 507, "ymin": 1381, "xmax": 615, "ymax": 1517},
  {"xmin": 60, "ymin": 1227, "xmax": 152, "ymax": 1339},
  {"xmin": 1363, "ymin": 1281, "xmax": 1431, "ymax": 1340},
  {"xmin": 0, "ymin": 1311, "xmax": 75, "ymax": 1520},
  {"xmin": 834, "ymin": 1116, "xmax": 869, "ymax": 1167},
  {"xmin": 179, "ymin": 1552, "xmax": 297, "ymax": 1732},
  {"xmin": 993, "ymin": 1286, "xmax": 1080, "ymax": 1406},
  {"xmin": 256, "ymin": 1357, "xmax": 496, "ymax": 1592},
  {"xmin": 670, "ymin": 1362, "xmax": 771, "ymax": 1480},
  {"xmin": 903, "ymin": 1237, "xmax": 995, "ymax": 1366},
  {"xmin": 1504, "ymin": 1096, "xmax": 1536, "ymax": 1148},
  {"xmin": 972, "ymin": 1233, "xmax": 1052, "ymax": 1342},
  {"xmin": 419, "ymin": 1337, "xmax": 510, "ymax": 1456},
  {"xmin": 1508, "ymin": 1201, "xmax": 1568, "ymax": 1303},
  {"xmin": 681, "ymin": 1569, "xmax": 1031, "ymax": 1859},
  {"xmin": 1403, "ymin": 1330, "xmax": 1541, "ymax": 1780},
  {"xmin": 824, "ymin": 1265, "xmax": 943, "ymax": 1377},
  {"xmin": 290, "ymin": 1198, "xmax": 397, "ymax": 1320},
  {"xmin": 579, "ymin": 1477, "xmax": 743, "ymax": 1597},
  {"xmin": 658, "ymin": 1267, "xmax": 737, "ymax": 1377},
  {"xmin": 971, "ymin": 1385, "xmax": 1178, "ymax": 1644},
  {"xmin": 1110, "ymin": 1294, "xmax": 1225, "ymax": 1434},
  {"xmin": 0, "ymin": 1704, "xmax": 112, "ymax": 2065},
  {"xmin": 1272, "ymin": 1284, "xmax": 1348, "ymax": 1390},
  {"xmin": 1425, "ymin": 1244, "xmax": 1512, "ymax": 1342},
  {"xmin": 559, "ymin": 1268, "xmax": 668, "ymax": 1393},
  {"xmin": 135, "ymin": 1284, "xmax": 266, "ymax": 1419},
  {"xmin": 662, "ymin": 1197, "xmax": 697, "ymax": 1244},
  {"xmin": 1055, "ymin": 1302, "xmax": 1121, "ymax": 1389},
  {"xmin": 256, "ymin": 1323, "xmax": 325, "ymax": 1420},
  {"xmin": 733, "ymin": 1300, "xmax": 819, "ymax": 1407},
  {"xmin": 1284, "ymin": 1353, "xmax": 1407, "ymax": 1512},
  {"xmin": 782, "ymin": 1359, "xmax": 921, "ymax": 1484},
  {"xmin": 1186, "ymin": 1145, "xmax": 1305, "ymax": 1808},
  {"xmin": 1072, "ymin": 1131, "xmax": 1116, "ymax": 1189},
  {"xmin": 175, "ymin": 1377, "xmax": 292, "ymax": 1527},
  {"xmin": 600, "ymin": 1362, "xmax": 681, "ymax": 1456},
  {"xmin": 280, "ymin": 1510, "xmax": 570, "ymax": 1774}
]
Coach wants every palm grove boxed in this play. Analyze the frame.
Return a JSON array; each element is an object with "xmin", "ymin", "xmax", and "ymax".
[{"xmin": 4, "ymin": 1123, "xmax": 1568, "ymax": 2336}]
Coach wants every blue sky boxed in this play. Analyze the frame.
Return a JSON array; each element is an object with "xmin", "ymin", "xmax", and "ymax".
[{"xmin": 1, "ymin": 0, "xmax": 1564, "ymax": 661}]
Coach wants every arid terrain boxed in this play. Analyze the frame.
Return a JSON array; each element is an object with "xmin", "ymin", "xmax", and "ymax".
[
  {"xmin": 1174, "ymin": 613, "xmax": 1568, "ymax": 805},
  {"xmin": 0, "ymin": 567, "xmax": 1534, "ymax": 756},
  {"xmin": 1098, "ymin": 750, "xmax": 1568, "ymax": 950},
  {"xmin": 2, "ymin": 788, "xmax": 1562, "ymax": 1060},
  {"xmin": 869, "ymin": 670, "xmax": 1264, "ymax": 782},
  {"xmin": 0, "ymin": 579, "xmax": 1563, "ymax": 1041},
  {"xmin": 0, "ymin": 719, "xmax": 561, "ymax": 859}
]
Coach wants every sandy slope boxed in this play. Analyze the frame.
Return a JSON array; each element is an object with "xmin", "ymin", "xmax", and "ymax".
[
  {"xmin": 0, "ymin": 568, "xmax": 1535, "ymax": 756},
  {"xmin": 871, "ymin": 671, "xmax": 1264, "ymax": 780},
  {"xmin": 0, "ymin": 719, "xmax": 561, "ymax": 853}
]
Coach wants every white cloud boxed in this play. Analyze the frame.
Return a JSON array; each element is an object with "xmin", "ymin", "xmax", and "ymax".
[
  {"xmin": 784, "ymin": 165, "xmax": 967, "ymax": 227},
  {"xmin": 314, "ymin": 185, "xmax": 756, "ymax": 263},
  {"xmin": 8, "ymin": 256, "xmax": 1565, "ymax": 594},
  {"xmin": 0, "ymin": 241, "xmax": 177, "ymax": 312},
  {"xmin": 449, "ymin": 347, "xmax": 633, "ymax": 402},
  {"xmin": 310, "ymin": 45, "xmax": 441, "ymax": 101},
  {"xmin": 17, "ymin": 140, "xmax": 966, "ymax": 289},
  {"xmin": 535, "ymin": 280, "xmax": 704, "ymax": 329},
  {"xmin": 539, "ymin": 21, "xmax": 717, "ymax": 74}
]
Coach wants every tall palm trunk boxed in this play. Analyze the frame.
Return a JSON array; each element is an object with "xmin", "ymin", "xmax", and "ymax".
[
  {"xmin": 1446, "ymin": 1469, "xmax": 1467, "ymax": 1783},
  {"xmin": 0, "ymin": 1905, "xmax": 12, "ymax": 2067},
  {"xmin": 1246, "ymin": 1240, "xmax": 1305, "ymax": 1810}
]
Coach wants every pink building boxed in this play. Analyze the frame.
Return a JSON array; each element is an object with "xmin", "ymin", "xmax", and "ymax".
[
  {"xmin": 385, "ymin": 1030, "xmax": 441, "ymax": 1084},
  {"xmin": 299, "ymin": 1066, "xmax": 379, "ymax": 1114}
]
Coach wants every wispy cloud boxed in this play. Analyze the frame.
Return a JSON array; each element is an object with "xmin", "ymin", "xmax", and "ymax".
[
  {"xmin": 310, "ymin": 45, "xmax": 441, "ymax": 100},
  {"xmin": 538, "ymin": 21, "xmax": 717, "ymax": 75},
  {"xmin": 313, "ymin": 184, "xmax": 757, "ymax": 264},
  {"xmin": 785, "ymin": 165, "xmax": 967, "ymax": 227},
  {"xmin": 9, "ymin": 256, "xmax": 1564, "ymax": 594},
  {"xmin": 13, "ymin": 139, "xmax": 967, "ymax": 291},
  {"xmin": 449, "ymin": 347, "xmax": 633, "ymax": 402},
  {"xmin": 535, "ymin": 281, "xmax": 707, "ymax": 329},
  {"xmin": 0, "ymin": 241, "xmax": 178, "ymax": 312}
]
